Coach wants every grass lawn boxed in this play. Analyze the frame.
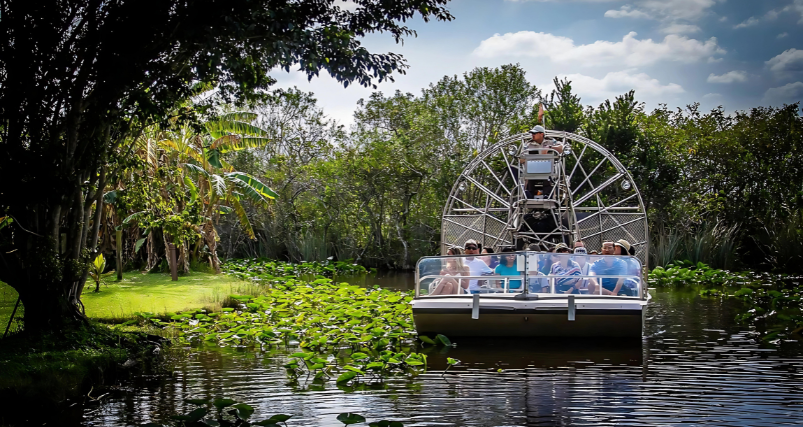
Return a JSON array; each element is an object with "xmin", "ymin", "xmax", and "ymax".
[
  {"xmin": 0, "ymin": 281, "xmax": 20, "ymax": 334},
  {"xmin": 0, "ymin": 272, "xmax": 250, "ymax": 327},
  {"xmin": 82, "ymin": 271, "xmax": 249, "ymax": 320}
]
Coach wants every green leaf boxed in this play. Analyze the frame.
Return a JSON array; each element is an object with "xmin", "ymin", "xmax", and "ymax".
[
  {"xmin": 207, "ymin": 148, "xmax": 224, "ymax": 168},
  {"xmin": 212, "ymin": 398, "xmax": 236, "ymax": 410},
  {"xmin": 343, "ymin": 365, "xmax": 364, "ymax": 374},
  {"xmin": 266, "ymin": 414, "xmax": 293, "ymax": 423},
  {"xmin": 171, "ymin": 407, "xmax": 207, "ymax": 422},
  {"xmin": 122, "ymin": 211, "xmax": 148, "ymax": 225},
  {"xmin": 233, "ymin": 403, "xmax": 255, "ymax": 419},
  {"xmin": 419, "ymin": 336, "xmax": 436, "ymax": 345},
  {"xmin": 184, "ymin": 398, "xmax": 209, "ymax": 406},
  {"xmin": 436, "ymin": 334, "xmax": 452, "ymax": 346},
  {"xmin": 227, "ymin": 172, "xmax": 278, "ymax": 201},
  {"xmin": 351, "ymin": 352, "xmax": 369, "ymax": 360},
  {"xmin": 135, "ymin": 238, "xmax": 147, "ymax": 253},
  {"xmin": 336, "ymin": 371, "xmax": 357, "ymax": 383},
  {"xmin": 0, "ymin": 216, "xmax": 12, "ymax": 231},
  {"xmin": 337, "ymin": 413, "xmax": 367, "ymax": 425}
]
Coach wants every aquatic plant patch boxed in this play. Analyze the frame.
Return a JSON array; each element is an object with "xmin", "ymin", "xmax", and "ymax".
[
  {"xmin": 222, "ymin": 258, "xmax": 368, "ymax": 283},
  {"xmin": 156, "ymin": 278, "xmax": 446, "ymax": 386},
  {"xmin": 651, "ymin": 261, "xmax": 803, "ymax": 342},
  {"xmin": 649, "ymin": 261, "xmax": 744, "ymax": 288}
]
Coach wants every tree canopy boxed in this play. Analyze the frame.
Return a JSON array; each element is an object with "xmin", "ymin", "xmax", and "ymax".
[{"xmin": 0, "ymin": 0, "xmax": 453, "ymax": 332}]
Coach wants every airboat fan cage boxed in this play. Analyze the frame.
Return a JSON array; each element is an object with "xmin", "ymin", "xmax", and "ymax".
[{"xmin": 441, "ymin": 131, "xmax": 649, "ymax": 266}]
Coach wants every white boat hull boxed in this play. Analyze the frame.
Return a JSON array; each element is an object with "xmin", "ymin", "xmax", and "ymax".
[{"xmin": 412, "ymin": 296, "xmax": 648, "ymax": 338}]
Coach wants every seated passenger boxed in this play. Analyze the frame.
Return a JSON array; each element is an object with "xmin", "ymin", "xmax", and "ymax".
[
  {"xmin": 481, "ymin": 247, "xmax": 500, "ymax": 269},
  {"xmin": 549, "ymin": 243, "xmax": 582, "ymax": 294},
  {"xmin": 430, "ymin": 257, "xmax": 469, "ymax": 295},
  {"xmin": 463, "ymin": 239, "xmax": 493, "ymax": 293},
  {"xmin": 615, "ymin": 239, "xmax": 641, "ymax": 296},
  {"xmin": 587, "ymin": 241, "xmax": 631, "ymax": 296},
  {"xmin": 494, "ymin": 248, "xmax": 522, "ymax": 292},
  {"xmin": 569, "ymin": 246, "xmax": 591, "ymax": 293}
]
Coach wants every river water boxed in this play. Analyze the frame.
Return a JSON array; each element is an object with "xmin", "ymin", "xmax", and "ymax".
[{"xmin": 76, "ymin": 274, "xmax": 803, "ymax": 426}]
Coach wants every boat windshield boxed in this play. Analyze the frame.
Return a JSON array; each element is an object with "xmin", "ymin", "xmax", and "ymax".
[{"xmin": 415, "ymin": 252, "xmax": 644, "ymax": 299}]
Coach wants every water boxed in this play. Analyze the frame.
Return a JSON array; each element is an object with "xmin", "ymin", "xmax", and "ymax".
[{"xmin": 75, "ymin": 276, "xmax": 803, "ymax": 426}]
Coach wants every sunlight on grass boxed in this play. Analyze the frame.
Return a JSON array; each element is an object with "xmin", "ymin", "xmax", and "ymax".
[
  {"xmin": 0, "ymin": 280, "xmax": 20, "ymax": 333},
  {"xmin": 82, "ymin": 272, "xmax": 249, "ymax": 321}
]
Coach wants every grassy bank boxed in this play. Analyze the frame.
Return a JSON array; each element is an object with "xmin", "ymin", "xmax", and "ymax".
[{"xmin": 82, "ymin": 271, "xmax": 249, "ymax": 321}]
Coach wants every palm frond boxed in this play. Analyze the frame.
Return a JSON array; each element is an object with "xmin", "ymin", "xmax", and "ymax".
[
  {"xmin": 184, "ymin": 163, "xmax": 211, "ymax": 178},
  {"xmin": 230, "ymin": 198, "xmax": 256, "ymax": 239},
  {"xmin": 183, "ymin": 175, "xmax": 198, "ymax": 204},
  {"xmin": 226, "ymin": 172, "xmax": 278, "ymax": 205},
  {"xmin": 210, "ymin": 174, "xmax": 227, "ymax": 196},
  {"xmin": 218, "ymin": 111, "xmax": 258, "ymax": 122},
  {"xmin": 217, "ymin": 136, "xmax": 273, "ymax": 153},
  {"xmin": 205, "ymin": 119, "xmax": 268, "ymax": 139}
]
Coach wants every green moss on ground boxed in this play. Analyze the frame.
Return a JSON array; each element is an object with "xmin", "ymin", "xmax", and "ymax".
[{"xmin": 81, "ymin": 271, "xmax": 249, "ymax": 321}]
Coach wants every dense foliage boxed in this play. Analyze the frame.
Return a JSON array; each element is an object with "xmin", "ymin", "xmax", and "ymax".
[
  {"xmin": 0, "ymin": 0, "xmax": 453, "ymax": 332},
  {"xmin": 202, "ymin": 65, "xmax": 803, "ymax": 274},
  {"xmin": 650, "ymin": 261, "xmax": 803, "ymax": 342}
]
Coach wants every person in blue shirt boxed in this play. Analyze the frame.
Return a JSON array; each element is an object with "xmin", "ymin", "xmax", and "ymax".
[
  {"xmin": 587, "ymin": 241, "xmax": 629, "ymax": 295},
  {"xmin": 494, "ymin": 247, "xmax": 522, "ymax": 291}
]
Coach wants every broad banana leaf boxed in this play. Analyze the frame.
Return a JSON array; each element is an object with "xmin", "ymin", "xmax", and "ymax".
[
  {"xmin": 227, "ymin": 172, "xmax": 278, "ymax": 203},
  {"xmin": 230, "ymin": 198, "xmax": 255, "ymax": 239},
  {"xmin": 123, "ymin": 211, "xmax": 148, "ymax": 225},
  {"xmin": 183, "ymin": 175, "xmax": 198, "ymax": 204},
  {"xmin": 184, "ymin": 163, "xmax": 211, "ymax": 178},
  {"xmin": 205, "ymin": 118, "xmax": 268, "ymax": 139}
]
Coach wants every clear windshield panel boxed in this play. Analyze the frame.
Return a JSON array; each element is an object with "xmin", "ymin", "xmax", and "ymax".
[
  {"xmin": 415, "ymin": 252, "xmax": 643, "ymax": 298},
  {"xmin": 416, "ymin": 254, "xmax": 523, "ymax": 296}
]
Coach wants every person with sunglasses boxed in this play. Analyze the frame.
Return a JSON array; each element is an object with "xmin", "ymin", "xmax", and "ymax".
[{"xmin": 463, "ymin": 239, "xmax": 493, "ymax": 293}]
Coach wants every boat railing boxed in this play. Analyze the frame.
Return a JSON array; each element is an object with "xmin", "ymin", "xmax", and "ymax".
[{"xmin": 415, "ymin": 252, "xmax": 645, "ymax": 300}]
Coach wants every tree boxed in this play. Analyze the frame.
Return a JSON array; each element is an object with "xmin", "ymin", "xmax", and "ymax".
[
  {"xmin": 422, "ymin": 64, "xmax": 540, "ymax": 152},
  {"xmin": 0, "ymin": 0, "xmax": 453, "ymax": 333},
  {"xmin": 542, "ymin": 78, "xmax": 584, "ymax": 134}
]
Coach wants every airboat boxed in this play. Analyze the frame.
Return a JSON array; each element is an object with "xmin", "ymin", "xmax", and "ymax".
[{"xmin": 412, "ymin": 131, "xmax": 650, "ymax": 338}]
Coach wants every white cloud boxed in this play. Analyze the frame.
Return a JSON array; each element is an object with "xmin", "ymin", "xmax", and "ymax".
[
  {"xmin": 786, "ymin": 0, "xmax": 803, "ymax": 24},
  {"xmin": 778, "ymin": 32, "xmax": 789, "ymax": 39},
  {"xmin": 546, "ymin": 70, "xmax": 684, "ymax": 103},
  {"xmin": 473, "ymin": 31, "xmax": 725, "ymax": 66},
  {"xmin": 766, "ymin": 48, "xmax": 803, "ymax": 74},
  {"xmin": 661, "ymin": 23, "xmax": 702, "ymax": 34},
  {"xmin": 605, "ymin": 0, "xmax": 720, "ymax": 22},
  {"xmin": 762, "ymin": 81, "xmax": 803, "ymax": 105},
  {"xmin": 734, "ymin": 16, "xmax": 760, "ymax": 29},
  {"xmin": 703, "ymin": 93, "xmax": 722, "ymax": 98},
  {"xmin": 707, "ymin": 70, "xmax": 748, "ymax": 83},
  {"xmin": 605, "ymin": 5, "xmax": 652, "ymax": 19},
  {"xmin": 736, "ymin": 1, "xmax": 803, "ymax": 29}
]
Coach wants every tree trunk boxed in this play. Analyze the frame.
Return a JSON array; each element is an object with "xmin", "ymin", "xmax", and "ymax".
[{"xmin": 202, "ymin": 222, "xmax": 221, "ymax": 273}]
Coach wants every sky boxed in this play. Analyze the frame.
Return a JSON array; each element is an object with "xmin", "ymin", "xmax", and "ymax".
[{"xmin": 273, "ymin": 0, "xmax": 803, "ymax": 125}]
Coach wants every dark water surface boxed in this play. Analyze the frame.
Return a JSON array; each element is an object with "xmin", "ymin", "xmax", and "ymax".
[{"xmin": 78, "ymin": 275, "xmax": 803, "ymax": 426}]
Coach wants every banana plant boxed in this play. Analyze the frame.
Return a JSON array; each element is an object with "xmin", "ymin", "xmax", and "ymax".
[{"xmin": 88, "ymin": 254, "xmax": 115, "ymax": 292}]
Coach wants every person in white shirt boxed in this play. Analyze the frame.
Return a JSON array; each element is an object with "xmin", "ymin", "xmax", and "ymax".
[{"xmin": 463, "ymin": 239, "xmax": 493, "ymax": 293}]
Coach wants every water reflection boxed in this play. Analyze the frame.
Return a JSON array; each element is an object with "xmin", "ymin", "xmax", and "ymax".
[{"xmin": 77, "ymin": 286, "xmax": 803, "ymax": 427}]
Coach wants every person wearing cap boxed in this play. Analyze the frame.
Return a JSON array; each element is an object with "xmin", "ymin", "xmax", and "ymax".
[
  {"xmin": 587, "ymin": 241, "xmax": 629, "ymax": 295},
  {"xmin": 520, "ymin": 125, "xmax": 563, "ymax": 199},
  {"xmin": 463, "ymin": 239, "xmax": 493, "ymax": 293},
  {"xmin": 525, "ymin": 125, "xmax": 564, "ymax": 154}
]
